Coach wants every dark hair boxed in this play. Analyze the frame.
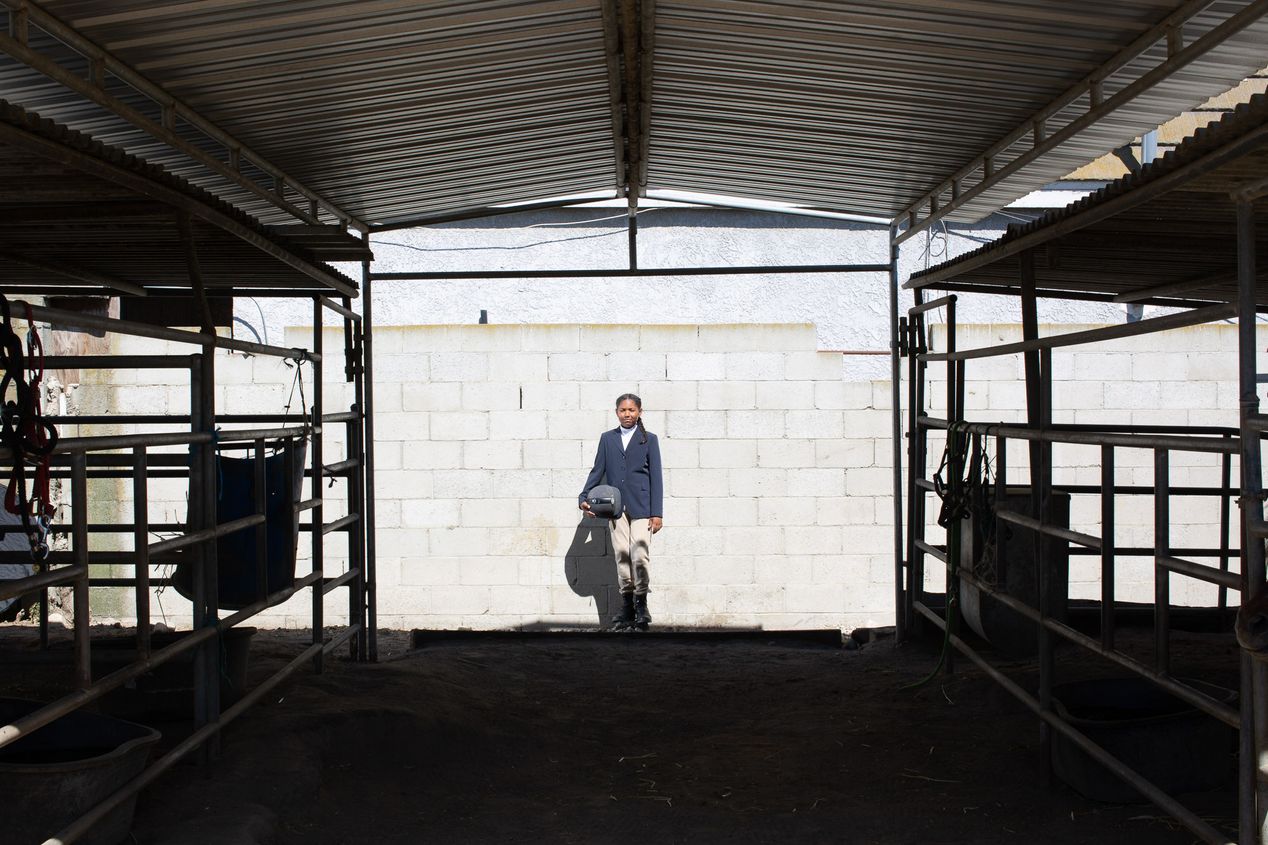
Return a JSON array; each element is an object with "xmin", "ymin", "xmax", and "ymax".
[{"xmin": 615, "ymin": 393, "xmax": 648, "ymax": 445}]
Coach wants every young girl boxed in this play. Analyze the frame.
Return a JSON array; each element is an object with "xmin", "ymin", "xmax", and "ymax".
[{"xmin": 579, "ymin": 394, "xmax": 663, "ymax": 630}]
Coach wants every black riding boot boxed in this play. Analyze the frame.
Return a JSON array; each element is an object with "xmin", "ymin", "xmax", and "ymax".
[
  {"xmin": 612, "ymin": 593, "xmax": 636, "ymax": 630},
  {"xmin": 634, "ymin": 594, "xmax": 652, "ymax": 630}
]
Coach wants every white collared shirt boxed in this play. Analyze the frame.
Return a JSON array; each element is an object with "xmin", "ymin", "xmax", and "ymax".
[{"xmin": 619, "ymin": 424, "xmax": 637, "ymax": 450}]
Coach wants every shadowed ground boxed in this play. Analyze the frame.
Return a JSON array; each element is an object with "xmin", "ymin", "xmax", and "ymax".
[{"xmin": 123, "ymin": 628, "xmax": 1235, "ymax": 844}]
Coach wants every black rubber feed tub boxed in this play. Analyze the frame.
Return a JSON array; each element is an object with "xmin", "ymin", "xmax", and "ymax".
[
  {"xmin": 1052, "ymin": 677, "xmax": 1236, "ymax": 803},
  {"xmin": 0, "ymin": 698, "xmax": 160, "ymax": 845}
]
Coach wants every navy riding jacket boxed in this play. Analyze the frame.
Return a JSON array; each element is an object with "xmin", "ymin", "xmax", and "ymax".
[{"xmin": 579, "ymin": 426, "xmax": 663, "ymax": 519}]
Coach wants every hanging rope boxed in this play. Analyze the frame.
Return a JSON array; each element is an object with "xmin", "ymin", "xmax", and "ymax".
[{"xmin": 0, "ymin": 295, "xmax": 58, "ymax": 560}]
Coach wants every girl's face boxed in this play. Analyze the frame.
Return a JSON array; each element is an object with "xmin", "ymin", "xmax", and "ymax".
[{"xmin": 616, "ymin": 400, "xmax": 641, "ymax": 429}]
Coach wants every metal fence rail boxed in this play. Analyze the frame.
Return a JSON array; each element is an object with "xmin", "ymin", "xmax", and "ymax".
[
  {"xmin": 893, "ymin": 203, "xmax": 1260, "ymax": 843},
  {"xmin": 0, "ymin": 294, "xmax": 377, "ymax": 845}
]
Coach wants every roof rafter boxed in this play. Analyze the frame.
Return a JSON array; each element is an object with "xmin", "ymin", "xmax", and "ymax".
[{"xmin": 0, "ymin": 0, "xmax": 366, "ymax": 231}]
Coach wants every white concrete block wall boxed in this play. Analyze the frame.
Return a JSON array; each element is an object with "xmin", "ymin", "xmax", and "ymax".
[
  {"xmin": 79, "ymin": 318, "xmax": 1253, "ymax": 632},
  {"xmin": 922, "ymin": 322, "xmax": 1249, "ymax": 609}
]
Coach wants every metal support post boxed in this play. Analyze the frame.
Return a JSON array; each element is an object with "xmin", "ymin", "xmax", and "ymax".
[
  {"xmin": 311, "ymin": 298, "xmax": 324, "ymax": 672},
  {"xmin": 361, "ymin": 243, "xmax": 379, "ymax": 661},
  {"xmin": 350, "ymin": 306, "xmax": 367, "ymax": 660},
  {"xmin": 190, "ymin": 351, "xmax": 220, "ymax": 760},
  {"xmin": 71, "ymin": 453, "xmax": 90, "ymax": 690},
  {"xmin": 1100, "ymin": 445, "xmax": 1116, "ymax": 651},
  {"xmin": 132, "ymin": 447, "xmax": 150, "ymax": 658},
  {"xmin": 1154, "ymin": 448, "xmax": 1171, "ymax": 674},
  {"xmin": 888, "ymin": 224, "xmax": 906, "ymax": 640},
  {"xmin": 1234, "ymin": 199, "xmax": 1268, "ymax": 843}
]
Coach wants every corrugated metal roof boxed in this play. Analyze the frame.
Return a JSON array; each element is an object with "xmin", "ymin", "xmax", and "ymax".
[
  {"xmin": 906, "ymin": 93, "xmax": 1268, "ymax": 304},
  {"xmin": 1, "ymin": 1, "xmax": 1267, "ymax": 228},
  {"xmin": 0, "ymin": 97, "xmax": 360, "ymax": 295}
]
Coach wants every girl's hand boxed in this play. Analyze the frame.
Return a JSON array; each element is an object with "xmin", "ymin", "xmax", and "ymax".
[
  {"xmin": 580, "ymin": 501, "xmax": 597, "ymax": 518},
  {"xmin": 649, "ymin": 517, "xmax": 663, "ymax": 534}
]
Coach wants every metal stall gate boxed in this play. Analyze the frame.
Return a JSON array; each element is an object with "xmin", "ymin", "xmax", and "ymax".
[{"xmin": 893, "ymin": 96, "xmax": 1268, "ymax": 845}]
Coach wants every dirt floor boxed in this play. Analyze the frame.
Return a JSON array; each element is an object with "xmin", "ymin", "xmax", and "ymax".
[{"xmin": 6, "ymin": 625, "xmax": 1211, "ymax": 845}]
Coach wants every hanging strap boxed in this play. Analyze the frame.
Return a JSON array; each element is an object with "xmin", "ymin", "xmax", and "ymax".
[{"xmin": 0, "ymin": 294, "xmax": 59, "ymax": 560}]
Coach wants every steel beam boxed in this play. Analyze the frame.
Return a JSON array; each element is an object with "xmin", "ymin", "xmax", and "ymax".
[
  {"xmin": 895, "ymin": 0, "xmax": 1268, "ymax": 243},
  {"xmin": 0, "ymin": 0, "xmax": 362, "ymax": 231}
]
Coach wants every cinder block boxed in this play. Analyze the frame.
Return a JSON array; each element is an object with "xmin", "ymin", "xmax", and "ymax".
[
  {"xmin": 430, "ymin": 412, "xmax": 488, "ymax": 440},
  {"xmin": 633, "ymin": 381, "xmax": 697, "ymax": 410},
  {"xmin": 757, "ymin": 380, "xmax": 814, "ymax": 409},
  {"xmin": 726, "ymin": 352, "xmax": 784, "ymax": 381},
  {"xmin": 640, "ymin": 325, "xmax": 698, "ymax": 352},
  {"xmin": 403, "ymin": 441, "xmax": 462, "ymax": 470},
  {"xmin": 427, "ymin": 586, "xmax": 491, "ymax": 616},
  {"xmin": 667, "ymin": 467, "xmax": 727, "ymax": 498},
  {"xmin": 377, "ymin": 528, "xmax": 430, "ymax": 558},
  {"xmin": 786, "ymin": 468, "xmax": 846, "ymax": 497},
  {"xmin": 655, "ymin": 585, "xmax": 725, "ymax": 614},
  {"xmin": 579, "ymin": 382, "xmax": 621, "ymax": 411},
  {"xmin": 785, "ymin": 352, "xmax": 842, "ymax": 381},
  {"xmin": 840, "ymin": 524, "xmax": 894, "ymax": 553},
  {"xmin": 659, "ymin": 438, "xmax": 698, "ymax": 469},
  {"xmin": 1073, "ymin": 353, "xmax": 1131, "ymax": 381},
  {"xmin": 1158, "ymin": 381, "xmax": 1217, "ymax": 410},
  {"xmin": 1103, "ymin": 382, "xmax": 1162, "ymax": 410},
  {"xmin": 814, "ymin": 381, "xmax": 872, "ymax": 410},
  {"xmin": 756, "ymin": 439, "xmax": 814, "ymax": 468},
  {"xmin": 721, "ymin": 526, "xmax": 784, "ymax": 556},
  {"xmin": 401, "ymin": 499, "xmax": 461, "ymax": 528},
  {"xmin": 812, "ymin": 555, "xmax": 861, "ymax": 584},
  {"xmin": 608, "ymin": 352, "xmax": 667, "ymax": 381},
  {"xmin": 694, "ymin": 555, "xmax": 756, "ymax": 585},
  {"xmin": 548, "ymin": 410, "xmax": 609, "ymax": 440},
  {"xmin": 429, "ymin": 526, "xmax": 491, "ymax": 556},
  {"xmin": 521, "ymin": 383, "xmax": 580, "ymax": 411},
  {"xmin": 656, "ymin": 527, "xmax": 726, "ymax": 556},
  {"xmin": 726, "ymin": 410, "xmax": 784, "ymax": 438},
  {"xmin": 666, "ymin": 352, "xmax": 727, "ymax": 381},
  {"xmin": 432, "ymin": 470, "xmax": 493, "ymax": 499},
  {"xmin": 459, "ymin": 558, "xmax": 521, "ymax": 585},
  {"xmin": 815, "ymin": 496, "xmax": 875, "ymax": 525},
  {"xmin": 374, "ymin": 384, "xmax": 403, "ymax": 413},
  {"xmin": 661, "ymin": 495, "xmax": 698, "ymax": 526},
  {"xmin": 430, "ymin": 352, "xmax": 490, "ymax": 383},
  {"xmin": 520, "ymin": 498, "xmax": 574, "ymax": 527},
  {"xmin": 487, "ymin": 352, "xmax": 548, "ymax": 382},
  {"xmin": 698, "ymin": 439, "xmax": 757, "ymax": 468},
  {"xmin": 729, "ymin": 467, "xmax": 788, "ymax": 497},
  {"xmin": 490, "ymin": 585, "xmax": 549, "ymax": 614},
  {"xmin": 699, "ymin": 381, "xmax": 756, "ymax": 410},
  {"xmin": 459, "ymin": 498, "xmax": 521, "ymax": 527},
  {"xmin": 525, "ymin": 440, "xmax": 583, "ymax": 469},
  {"xmin": 816, "ymin": 440, "xmax": 874, "ymax": 468},
  {"xmin": 445, "ymin": 325, "xmax": 523, "ymax": 352},
  {"xmin": 461, "ymin": 383, "xmax": 522, "ymax": 411},
  {"xmin": 580, "ymin": 325, "xmax": 641, "ymax": 352},
  {"xmin": 785, "ymin": 410, "xmax": 844, "ymax": 439},
  {"xmin": 402, "ymin": 382, "xmax": 462, "ymax": 412},
  {"xmin": 374, "ymin": 354, "xmax": 431, "ymax": 383},
  {"xmin": 755, "ymin": 554, "xmax": 813, "ymax": 584},
  {"xmin": 698, "ymin": 496, "xmax": 758, "ymax": 526},
  {"xmin": 463, "ymin": 441, "xmax": 522, "ymax": 470},
  {"xmin": 490, "ymin": 410, "xmax": 548, "ymax": 441},
  {"xmin": 665, "ymin": 411, "xmax": 726, "ymax": 439},
  {"xmin": 488, "ymin": 528, "xmax": 555, "ymax": 556},
  {"xmin": 757, "ymin": 497, "xmax": 816, "ymax": 526},
  {"xmin": 548, "ymin": 352, "xmax": 607, "ymax": 381},
  {"xmin": 373, "ymin": 412, "xmax": 427, "ymax": 441},
  {"xmin": 522, "ymin": 325, "xmax": 579, "ymax": 352},
  {"xmin": 784, "ymin": 526, "xmax": 842, "ymax": 555},
  {"xmin": 375, "ymin": 499, "xmax": 402, "ymax": 528},
  {"xmin": 698, "ymin": 324, "xmax": 814, "ymax": 352},
  {"xmin": 841, "ymin": 409, "xmax": 891, "ymax": 439},
  {"xmin": 784, "ymin": 582, "xmax": 844, "ymax": 613},
  {"xmin": 724, "ymin": 584, "xmax": 784, "ymax": 614}
]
